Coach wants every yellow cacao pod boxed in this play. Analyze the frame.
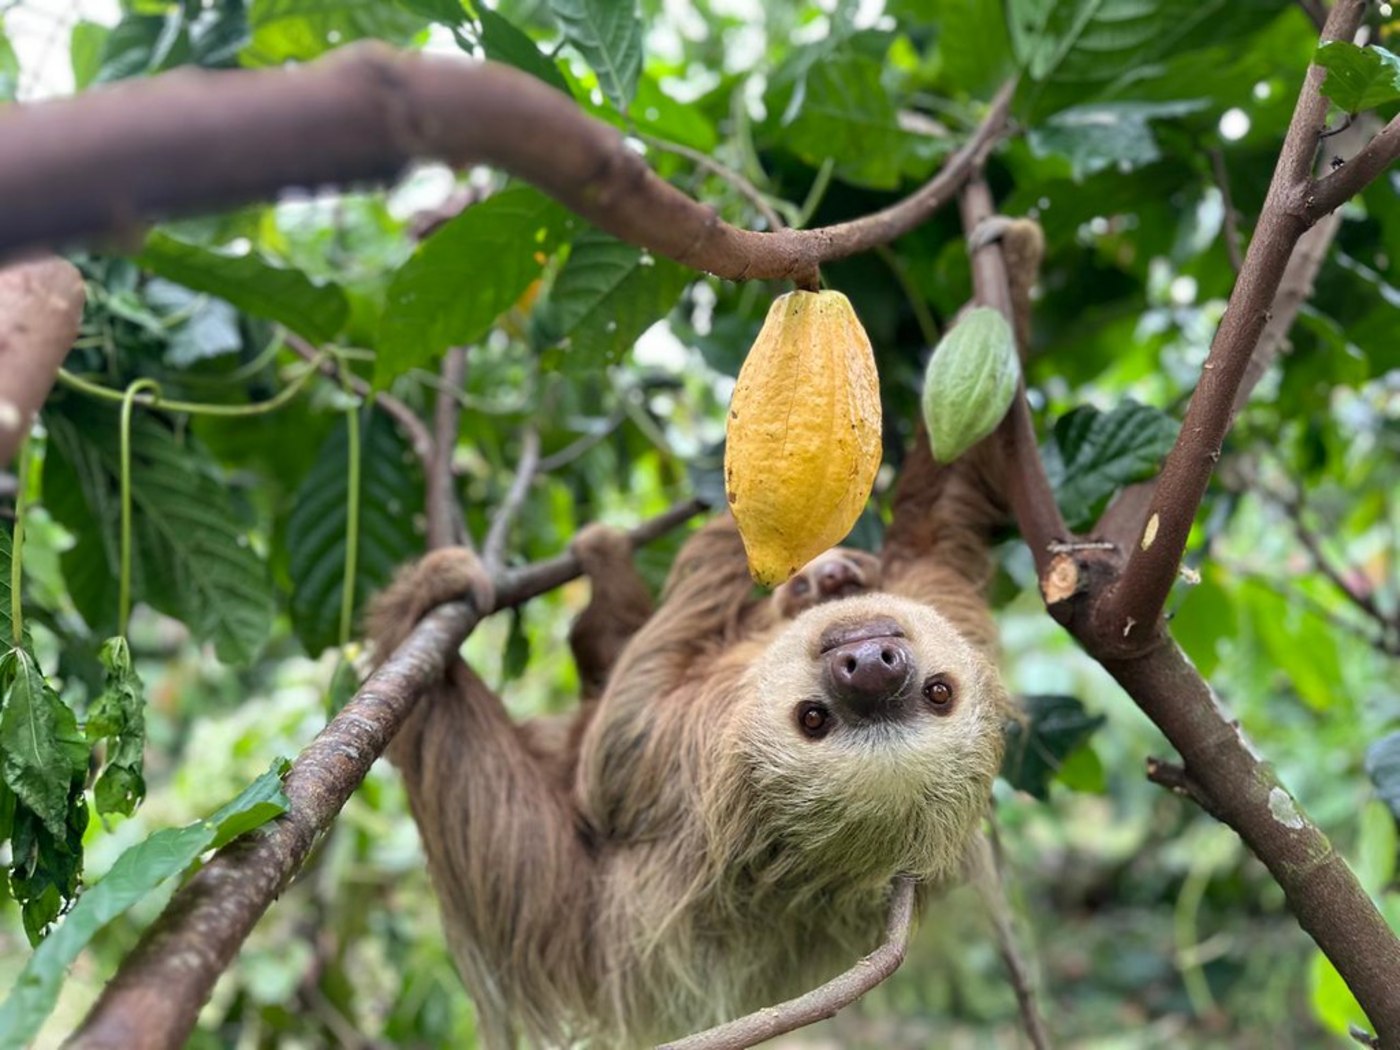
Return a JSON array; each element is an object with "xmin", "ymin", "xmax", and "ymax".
[{"xmin": 724, "ymin": 290, "xmax": 882, "ymax": 587}]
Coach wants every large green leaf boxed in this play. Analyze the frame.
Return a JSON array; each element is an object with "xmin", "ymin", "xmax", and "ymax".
[
  {"xmin": 1316, "ymin": 41, "xmax": 1400, "ymax": 114},
  {"xmin": 1240, "ymin": 580, "xmax": 1345, "ymax": 712},
  {"xmin": 376, "ymin": 186, "xmax": 570, "ymax": 385},
  {"xmin": 286, "ymin": 411, "xmax": 424, "ymax": 656},
  {"xmin": 1001, "ymin": 693, "xmax": 1106, "ymax": 800},
  {"xmin": 768, "ymin": 52, "xmax": 909, "ymax": 191},
  {"xmin": 0, "ymin": 763, "xmax": 289, "ymax": 1050},
  {"xmin": 1027, "ymin": 99, "xmax": 1208, "ymax": 180},
  {"xmin": 138, "ymin": 231, "xmax": 349, "ymax": 344},
  {"xmin": 1043, "ymin": 400, "xmax": 1179, "ymax": 530},
  {"xmin": 44, "ymin": 404, "xmax": 274, "ymax": 665},
  {"xmin": 549, "ymin": 0, "xmax": 642, "ymax": 112},
  {"xmin": 0, "ymin": 651, "xmax": 87, "ymax": 838},
  {"xmin": 478, "ymin": 7, "xmax": 570, "ymax": 96},
  {"xmin": 538, "ymin": 230, "xmax": 691, "ymax": 371},
  {"xmin": 241, "ymin": 0, "xmax": 426, "ymax": 65}
]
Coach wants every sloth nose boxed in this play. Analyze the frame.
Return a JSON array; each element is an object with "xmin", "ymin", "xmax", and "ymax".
[{"xmin": 823, "ymin": 636, "xmax": 913, "ymax": 718}]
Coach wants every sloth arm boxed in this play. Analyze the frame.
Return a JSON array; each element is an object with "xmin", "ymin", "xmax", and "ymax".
[
  {"xmin": 568, "ymin": 524, "xmax": 655, "ymax": 701},
  {"xmin": 575, "ymin": 515, "xmax": 757, "ymax": 839}
]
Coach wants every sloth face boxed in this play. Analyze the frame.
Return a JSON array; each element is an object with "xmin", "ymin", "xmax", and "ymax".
[
  {"xmin": 717, "ymin": 593, "xmax": 1006, "ymax": 884},
  {"xmin": 772, "ymin": 547, "xmax": 883, "ymax": 619}
]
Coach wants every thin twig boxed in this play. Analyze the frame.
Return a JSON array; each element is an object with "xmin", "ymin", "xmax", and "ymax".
[
  {"xmin": 535, "ymin": 408, "xmax": 626, "ymax": 473},
  {"xmin": 980, "ymin": 826, "xmax": 1053, "ymax": 1050},
  {"xmin": 67, "ymin": 498, "xmax": 708, "ymax": 1050},
  {"xmin": 658, "ymin": 877, "xmax": 918, "ymax": 1050},
  {"xmin": 284, "ymin": 332, "xmax": 434, "ymax": 471},
  {"xmin": 482, "ymin": 427, "xmax": 541, "ymax": 574},
  {"xmin": 642, "ymin": 134, "xmax": 788, "ymax": 232},
  {"xmin": 1208, "ymin": 147, "xmax": 1244, "ymax": 273},
  {"xmin": 426, "ymin": 346, "xmax": 467, "ymax": 550}
]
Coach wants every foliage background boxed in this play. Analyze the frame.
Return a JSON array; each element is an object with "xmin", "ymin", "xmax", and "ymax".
[{"xmin": 0, "ymin": 0, "xmax": 1397, "ymax": 1047}]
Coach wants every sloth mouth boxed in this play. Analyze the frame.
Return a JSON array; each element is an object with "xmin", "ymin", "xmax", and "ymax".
[{"xmin": 819, "ymin": 617, "xmax": 905, "ymax": 654}]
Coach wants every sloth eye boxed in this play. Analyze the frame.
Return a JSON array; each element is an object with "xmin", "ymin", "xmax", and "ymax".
[
  {"xmin": 923, "ymin": 676, "xmax": 956, "ymax": 714},
  {"xmin": 796, "ymin": 701, "xmax": 832, "ymax": 738},
  {"xmin": 789, "ymin": 577, "xmax": 810, "ymax": 597}
]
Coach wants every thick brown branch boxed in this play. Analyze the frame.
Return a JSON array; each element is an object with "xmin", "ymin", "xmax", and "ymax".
[
  {"xmin": 958, "ymin": 180, "xmax": 1069, "ymax": 576},
  {"xmin": 1099, "ymin": 640, "xmax": 1400, "ymax": 1043},
  {"xmin": 66, "ymin": 499, "xmax": 706, "ymax": 1050},
  {"xmin": 1095, "ymin": 0, "xmax": 1371, "ymax": 647},
  {"xmin": 0, "ymin": 47, "xmax": 1013, "ymax": 288},
  {"xmin": 658, "ymin": 877, "xmax": 917, "ymax": 1050},
  {"xmin": 0, "ymin": 257, "xmax": 85, "ymax": 465}
]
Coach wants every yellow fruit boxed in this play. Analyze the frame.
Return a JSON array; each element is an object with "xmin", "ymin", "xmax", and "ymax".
[{"xmin": 724, "ymin": 290, "xmax": 882, "ymax": 587}]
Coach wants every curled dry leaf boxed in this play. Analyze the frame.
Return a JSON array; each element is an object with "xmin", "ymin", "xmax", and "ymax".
[{"xmin": 724, "ymin": 290, "xmax": 882, "ymax": 587}]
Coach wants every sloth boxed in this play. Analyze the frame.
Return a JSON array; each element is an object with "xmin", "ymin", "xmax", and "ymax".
[{"xmin": 369, "ymin": 431, "xmax": 1011, "ymax": 1049}]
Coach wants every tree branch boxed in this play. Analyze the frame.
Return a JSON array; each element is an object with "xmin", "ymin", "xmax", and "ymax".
[
  {"xmin": 481, "ymin": 426, "xmax": 541, "ymax": 574},
  {"xmin": 0, "ymin": 256, "xmax": 85, "ymax": 466},
  {"xmin": 0, "ymin": 47, "xmax": 1014, "ymax": 291},
  {"xmin": 284, "ymin": 331, "xmax": 434, "ymax": 473},
  {"xmin": 1095, "ymin": 0, "xmax": 1374, "ymax": 648},
  {"xmin": 1208, "ymin": 147, "xmax": 1244, "ymax": 274},
  {"xmin": 657, "ymin": 877, "xmax": 917, "ymax": 1050},
  {"xmin": 426, "ymin": 346, "xmax": 467, "ymax": 550},
  {"xmin": 1307, "ymin": 113, "xmax": 1400, "ymax": 222},
  {"xmin": 958, "ymin": 179, "xmax": 1069, "ymax": 577},
  {"xmin": 1097, "ymin": 641, "xmax": 1400, "ymax": 1043},
  {"xmin": 65, "ymin": 498, "xmax": 707, "ymax": 1050}
]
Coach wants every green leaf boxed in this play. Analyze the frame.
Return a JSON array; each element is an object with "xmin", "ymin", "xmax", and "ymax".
[
  {"xmin": 1028, "ymin": 99, "xmax": 1208, "ymax": 180},
  {"xmin": 768, "ymin": 52, "xmax": 909, "ymax": 191},
  {"xmin": 539, "ymin": 230, "xmax": 691, "ymax": 370},
  {"xmin": 922, "ymin": 307, "xmax": 1020, "ymax": 463},
  {"xmin": 286, "ymin": 411, "xmax": 424, "ymax": 656},
  {"xmin": 325, "ymin": 653, "xmax": 360, "ymax": 716},
  {"xmin": 1316, "ymin": 41, "xmax": 1400, "ymax": 113},
  {"xmin": 478, "ymin": 7, "xmax": 570, "ymax": 96},
  {"xmin": 1001, "ymin": 694, "xmax": 1106, "ymax": 801},
  {"xmin": 44, "ymin": 405, "xmax": 274, "ymax": 664},
  {"xmin": 1354, "ymin": 799, "xmax": 1397, "ymax": 895},
  {"xmin": 70, "ymin": 21, "xmax": 111, "ymax": 91},
  {"xmin": 1168, "ymin": 564, "xmax": 1235, "ymax": 679},
  {"xmin": 501, "ymin": 608, "xmax": 530, "ymax": 684},
  {"xmin": 1366, "ymin": 731, "xmax": 1400, "ymax": 822},
  {"xmin": 0, "ymin": 525, "xmax": 31, "ymax": 651},
  {"xmin": 1043, "ymin": 401, "xmax": 1179, "ymax": 530},
  {"xmin": 241, "ymin": 0, "xmax": 426, "ymax": 65},
  {"xmin": 8, "ymin": 792, "xmax": 87, "ymax": 947},
  {"xmin": 1309, "ymin": 951, "xmax": 1367, "ymax": 1037},
  {"xmin": 0, "ymin": 764, "xmax": 289, "ymax": 1050},
  {"xmin": 1, "ymin": 651, "xmax": 87, "ymax": 838},
  {"xmin": 138, "ymin": 231, "xmax": 349, "ymax": 344},
  {"xmin": 1240, "ymin": 580, "xmax": 1345, "ymax": 712},
  {"xmin": 91, "ymin": 13, "xmax": 187, "ymax": 85},
  {"xmin": 377, "ymin": 186, "xmax": 569, "ymax": 386},
  {"xmin": 549, "ymin": 0, "xmax": 642, "ymax": 111},
  {"xmin": 86, "ymin": 637, "xmax": 147, "ymax": 818},
  {"xmin": 1054, "ymin": 742, "xmax": 1107, "ymax": 794},
  {"xmin": 0, "ymin": 22, "xmax": 19, "ymax": 101}
]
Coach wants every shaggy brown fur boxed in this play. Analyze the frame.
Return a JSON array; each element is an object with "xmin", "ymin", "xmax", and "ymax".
[{"xmin": 369, "ymin": 426, "xmax": 1012, "ymax": 1048}]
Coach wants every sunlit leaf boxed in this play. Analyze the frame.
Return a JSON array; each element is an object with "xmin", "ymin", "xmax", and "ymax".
[
  {"xmin": 241, "ymin": 0, "xmax": 426, "ymax": 65},
  {"xmin": 377, "ymin": 186, "xmax": 570, "ymax": 386},
  {"xmin": 549, "ymin": 0, "xmax": 642, "ymax": 111},
  {"xmin": 1, "ymin": 650, "xmax": 86, "ymax": 838},
  {"xmin": 1315, "ymin": 41, "xmax": 1400, "ymax": 113},
  {"xmin": 0, "ymin": 763, "xmax": 289, "ymax": 1049}
]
